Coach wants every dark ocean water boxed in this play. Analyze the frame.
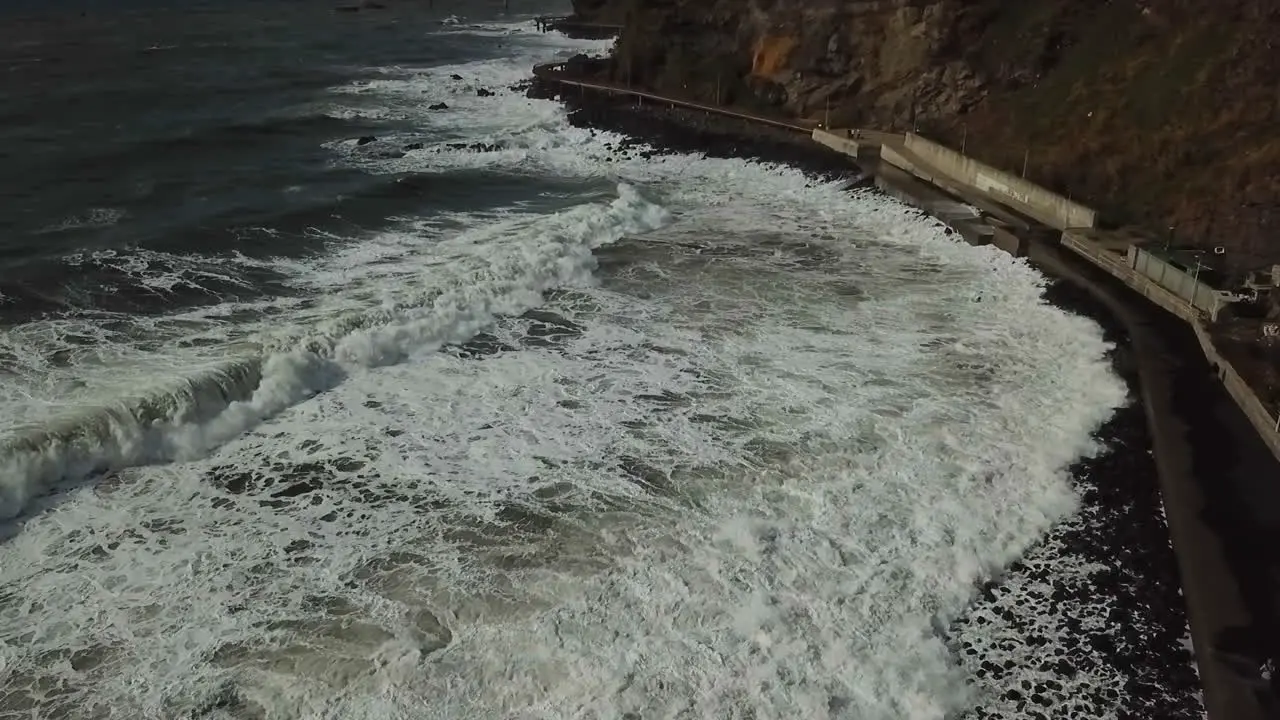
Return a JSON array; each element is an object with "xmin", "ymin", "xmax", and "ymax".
[
  {"xmin": 0, "ymin": 0, "xmax": 561, "ymax": 319},
  {"xmin": 0, "ymin": 3, "xmax": 1202, "ymax": 718}
]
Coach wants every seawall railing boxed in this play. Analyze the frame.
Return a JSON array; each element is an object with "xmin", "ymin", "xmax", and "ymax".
[
  {"xmin": 534, "ymin": 16, "xmax": 624, "ymax": 35},
  {"xmin": 531, "ymin": 65, "xmax": 814, "ymax": 134}
]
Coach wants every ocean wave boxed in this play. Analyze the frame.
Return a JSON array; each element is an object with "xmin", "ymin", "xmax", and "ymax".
[
  {"xmin": 0, "ymin": 183, "xmax": 670, "ymax": 520},
  {"xmin": 34, "ymin": 207, "xmax": 127, "ymax": 234}
]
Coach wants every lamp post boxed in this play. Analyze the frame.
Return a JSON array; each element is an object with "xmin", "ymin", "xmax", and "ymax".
[{"xmin": 1186, "ymin": 247, "xmax": 1214, "ymax": 315}]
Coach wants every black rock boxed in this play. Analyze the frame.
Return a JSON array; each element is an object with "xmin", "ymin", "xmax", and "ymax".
[
  {"xmin": 450, "ymin": 73, "xmax": 464, "ymax": 81},
  {"xmin": 356, "ymin": 136, "xmax": 377, "ymax": 146},
  {"xmin": 446, "ymin": 141, "xmax": 502, "ymax": 153},
  {"xmin": 476, "ymin": 88, "xmax": 494, "ymax": 97},
  {"xmin": 403, "ymin": 143, "xmax": 424, "ymax": 151},
  {"xmin": 428, "ymin": 102, "xmax": 449, "ymax": 110}
]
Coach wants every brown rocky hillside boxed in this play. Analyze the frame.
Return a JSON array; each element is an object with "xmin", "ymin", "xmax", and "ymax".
[{"xmin": 570, "ymin": 0, "xmax": 1280, "ymax": 272}]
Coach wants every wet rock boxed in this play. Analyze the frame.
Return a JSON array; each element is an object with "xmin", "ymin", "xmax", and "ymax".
[
  {"xmin": 355, "ymin": 135, "xmax": 377, "ymax": 146},
  {"xmin": 476, "ymin": 87, "xmax": 494, "ymax": 97},
  {"xmin": 427, "ymin": 102, "xmax": 449, "ymax": 110},
  {"xmin": 403, "ymin": 142, "xmax": 424, "ymax": 151},
  {"xmin": 272, "ymin": 480, "xmax": 321, "ymax": 498},
  {"xmin": 449, "ymin": 73, "xmax": 464, "ymax": 81},
  {"xmin": 445, "ymin": 141, "xmax": 502, "ymax": 153}
]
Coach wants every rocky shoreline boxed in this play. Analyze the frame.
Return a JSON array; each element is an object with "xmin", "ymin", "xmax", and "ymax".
[
  {"xmin": 532, "ymin": 77, "xmax": 1204, "ymax": 718},
  {"xmin": 528, "ymin": 79, "xmax": 859, "ymax": 180}
]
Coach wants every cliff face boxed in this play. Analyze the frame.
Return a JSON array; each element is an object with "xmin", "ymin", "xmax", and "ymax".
[{"xmin": 571, "ymin": 0, "xmax": 1280, "ymax": 270}]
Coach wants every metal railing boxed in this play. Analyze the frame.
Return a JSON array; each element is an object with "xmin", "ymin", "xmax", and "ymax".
[
  {"xmin": 534, "ymin": 16, "xmax": 624, "ymax": 33},
  {"xmin": 530, "ymin": 64, "xmax": 814, "ymax": 134}
]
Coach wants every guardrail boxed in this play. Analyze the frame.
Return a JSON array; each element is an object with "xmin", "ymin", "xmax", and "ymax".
[
  {"xmin": 1060, "ymin": 233, "xmax": 1204, "ymax": 324},
  {"xmin": 534, "ymin": 16, "xmax": 624, "ymax": 33},
  {"xmin": 531, "ymin": 64, "xmax": 813, "ymax": 134},
  {"xmin": 1061, "ymin": 230, "xmax": 1280, "ymax": 457}
]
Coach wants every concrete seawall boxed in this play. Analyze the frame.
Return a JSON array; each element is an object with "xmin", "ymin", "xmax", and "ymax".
[
  {"xmin": 531, "ymin": 69, "xmax": 1280, "ymax": 717},
  {"xmin": 830, "ymin": 126, "xmax": 1280, "ymax": 465},
  {"xmin": 1194, "ymin": 324, "xmax": 1280, "ymax": 459},
  {"xmin": 902, "ymin": 133, "xmax": 1098, "ymax": 231},
  {"xmin": 528, "ymin": 71, "xmax": 1280, "ymax": 713},
  {"xmin": 532, "ymin": 65, "xmax": 813, "ymax": 133},
  {"xmin": 1060, "ymin": 230, "xmax": 1202, "ymax": 323},
  {"xmin": 877, "ymin": 171, "xmax": 1278, "ymax": 720},
  {"xmin": 1063, "ymin": 229, "xmax": 1280, "ymax": 461}
]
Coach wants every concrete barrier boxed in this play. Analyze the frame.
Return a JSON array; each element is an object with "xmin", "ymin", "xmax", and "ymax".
[
  {"xmin": 1194, "ymin": 324, "xmax": 1280, "ymax": 460},
  {"xmin": 991, "ymin": 226, "xmax": 1026, "ymax": 257},
  {"xmin": 902, "ymin": 134, "xmax": 1097, "ymax": 230},
  {"xmin": 1129, "ymin": 246, "xmax": 1229, "ymax": 320},
  {"xmin": 812, "ymin": 129, "xmax": 857, "ymax": 154},
  {"xmin": 812, "ymin": 129, "xmax": 888, "ymax": 166},
  {"xmin": 1062, "ymin": 230, "xmax": 1280, "ymax": 459},
  {"xmin": 811, "ymin": 114, "xmax": 1280, "ymax": 466},
  {"xmin": 1061, "ymin": 231, "xmax": 1202, "ymax": 323}
]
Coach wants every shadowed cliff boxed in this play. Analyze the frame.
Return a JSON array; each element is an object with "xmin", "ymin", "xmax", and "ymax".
[{"xmin": 571, "ymin": 0, "xmax": 1280, "ymax": 271}]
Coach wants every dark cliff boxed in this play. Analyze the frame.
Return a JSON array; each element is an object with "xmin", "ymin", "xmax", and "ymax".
[{"xmin": 570, "ymin": 0, "xmax": 1280, "ymax": 270}]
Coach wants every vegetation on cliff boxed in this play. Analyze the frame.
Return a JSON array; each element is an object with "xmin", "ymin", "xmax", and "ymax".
[{"xmin": 571, "ymin": 0, "xmax": 1280, "ymax": 272}]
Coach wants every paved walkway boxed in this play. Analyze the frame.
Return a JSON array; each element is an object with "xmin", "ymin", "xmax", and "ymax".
[{"xmin": 531, "ymin": 64, "xmax": 815, "ymax": 133}]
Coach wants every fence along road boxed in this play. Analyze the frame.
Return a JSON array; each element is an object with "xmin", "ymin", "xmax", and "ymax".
[{"xmin": 530, "ymin": 64, "xmax": 815, "ymax": 134}]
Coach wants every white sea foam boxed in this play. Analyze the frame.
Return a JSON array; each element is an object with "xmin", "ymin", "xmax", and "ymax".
[
  {"xmin": 0, "ymin": 20, "xmax": 1137, "ymax": 720},
  {"xmin": 0, "ymin": 182, "xmax": 670, "ymax": 519}
]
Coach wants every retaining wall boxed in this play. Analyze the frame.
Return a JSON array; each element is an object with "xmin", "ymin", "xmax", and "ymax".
[
  {"xmin": 812, "ymin": 129, "xmax": 884, "ymax": 165},
  {"xmin": 1062, "ymin": 231, "xmax": 1280, "ymax": 459},
  {"xmin": 991, "ymin": 226, "xmax": 1026, "ymax": 257},
  {"xmin": 812, "ymin": 129, "xmax": 856, "ymax": 154},
  {"xmin": 1194, "ymin": 323, "xmax": 1280, "ymax": 459},
  {"xmin": 1128, "ymin": 247, "xmax": 1227, "ymax": 319},
  {"xmin": 1061, "ymin": 231, "xmax": 1202, "ymax": 323},
  {"xmin": 902, "ymin": 134, "xmax": 1098, "ymax": 230},
  {"xmin": 810, "ymin": 109, "xmax": 1280, "ymax": 465}
]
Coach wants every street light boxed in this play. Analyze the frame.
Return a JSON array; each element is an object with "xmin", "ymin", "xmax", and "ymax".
[{"xmin": 1190, "ymin": 254, "xmax": 1206, "ymax": 311}]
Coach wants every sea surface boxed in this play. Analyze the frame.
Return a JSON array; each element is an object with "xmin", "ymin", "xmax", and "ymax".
[{"xmin": 0, "ymin": 1, "xmax": 1149, "ymax": 718}]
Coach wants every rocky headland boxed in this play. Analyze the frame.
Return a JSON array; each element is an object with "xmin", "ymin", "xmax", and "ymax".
[{"xmin": 569, "ymin": 0, "xmax": 1280, "ymax": 272}]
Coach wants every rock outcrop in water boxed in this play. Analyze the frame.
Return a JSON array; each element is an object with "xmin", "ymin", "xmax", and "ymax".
[{"xmin": 570, "ymin": 0, "xmax": 1280, "ymax": 270}]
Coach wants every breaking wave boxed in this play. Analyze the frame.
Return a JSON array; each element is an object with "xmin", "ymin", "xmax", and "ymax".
[
  {"xmin": 0, "ymin": 183, "xmax": 670, "ymax": 519},
  {"xmin": 0, "ymin": 16, "xmax": 1157, "ymax": 720}
]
